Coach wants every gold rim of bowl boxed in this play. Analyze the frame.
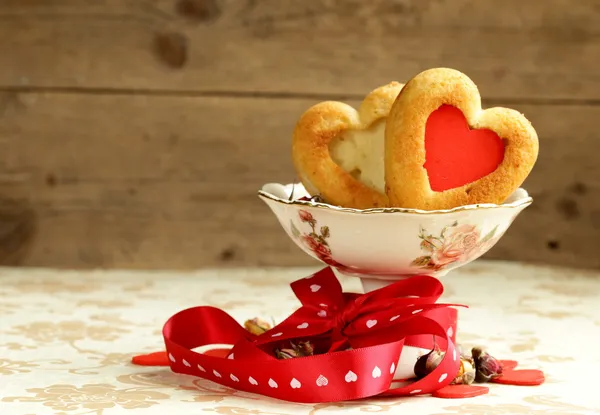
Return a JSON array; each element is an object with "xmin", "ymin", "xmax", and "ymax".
[{"xmin": 258, "ymin": 185, "xmax": 533, "ymax": 216}]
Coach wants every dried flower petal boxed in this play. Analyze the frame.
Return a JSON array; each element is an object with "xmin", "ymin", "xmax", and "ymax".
[
  {"xmin": 244, "ymin": 317, "xmax": 272, "ymax": 335},
  {"xmin": 472, "ymin": 347, "xmax": 503, "ymax": 383},
  {"xmin": 274, "ymin": 348, "xmax": 298, "ymax": 359},
  {"xmin": 273, "ymin": 340, "xmax": 316, "ymax": 360},
  {"xmin": 293, "ymin": 340, "xmax": 314, "ymax": 357},
  {"xmin": 452, "ymin": 358, "xmax": 476, "ymax": 385},
  {"xmin": 414, "ymin": 347, "xmax": 445, "ymax": 379}
]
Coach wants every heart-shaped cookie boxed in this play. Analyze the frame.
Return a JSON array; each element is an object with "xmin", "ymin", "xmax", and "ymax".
[
  {"xmin": 292, "ymin": 82, "xmax": 404, "ymax": 209},
  {"xmin": 385, "ymin": 68, "xmax": 539, "ymax": 210}
]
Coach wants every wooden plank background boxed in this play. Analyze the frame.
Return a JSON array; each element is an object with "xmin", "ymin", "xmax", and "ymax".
[{"xmin": 0, "ymin": 0, "xmax": 598, "ymax": 270}]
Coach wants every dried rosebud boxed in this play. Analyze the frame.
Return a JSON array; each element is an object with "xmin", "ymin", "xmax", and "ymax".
[
  {"xmin": 274, "ymin": 348, "xmax": 299, "ymax": 359},
  {"xmin": 293, "ymin": 340, "xmax": 314, "ymax": 357},
  {"xmin": 244, "ymin": 317, "xmax": 272, "ymax": 335},
  {"xmin": 472, "ymin": 347, "xmax": 503, "ymax": 383},
  {"xmin": 414, "ymin": 347, "xmax": 445, "ymax": 379},
  {"xmin": 452, "ymin": 357, "xmax": 476, "ymax": 385},
  {"xmin": 274, "ymin": 340, "xmax": 315, "ymax": 360}
]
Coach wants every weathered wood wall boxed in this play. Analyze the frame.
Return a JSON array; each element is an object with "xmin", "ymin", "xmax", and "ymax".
[{"xmin": 0, "ymin": 0, "xmax": 598, "ymax": 270}]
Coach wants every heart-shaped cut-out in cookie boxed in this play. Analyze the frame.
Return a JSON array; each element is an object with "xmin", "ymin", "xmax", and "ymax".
[
  {"xmin": 385, "ymin": 68, "xmax": 539, "ymax": 210},
  {"xmin": 424, "ymin": 105, "xmax": 505, "ymax": 192},
  {"xmin": 292, "ymin": 82, "xmax": 404, "ymax": 209}
]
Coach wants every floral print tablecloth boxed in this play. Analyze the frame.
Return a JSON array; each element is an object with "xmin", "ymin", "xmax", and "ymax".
[{"xmin": 1, "ymin": 261, "xmax": 599, "ymax": 415}]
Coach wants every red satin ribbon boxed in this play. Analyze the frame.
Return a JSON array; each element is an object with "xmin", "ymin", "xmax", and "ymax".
[{"xmin": 163, "ymin": 267, "xmax": 465, "ymax": 403}]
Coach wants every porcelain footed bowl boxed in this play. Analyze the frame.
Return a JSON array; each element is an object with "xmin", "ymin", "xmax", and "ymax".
[
  {"xmin": 258, "ymin": 182, "xmax": 532, "ymax": 381},
  {"xmin": 259, "ymin": 182, "xmax": 531, "ymax": 286}
]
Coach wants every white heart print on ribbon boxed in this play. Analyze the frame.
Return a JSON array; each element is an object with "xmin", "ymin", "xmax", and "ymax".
[
  {"xmin": 345, "ymin": 370, "xmax": 358, "ymax": 383},
  {"xmin": 366, "ymin": 319, "xmax": 377, "ymax": 328},
  {"xmin": 230, "ymin": 374, "xmax": 239, "ymax": 382},
  {"xmin": 297, "ymin": 322, "xmax": 309, "ymax": 329},
  {"xmin": 290, "ymin": 378, "xmax": 301, "ymax": 389},
  {"xmin": 268, "ymin": 378, "xmax": 278, "ymax": 388},
  {"xmin": 316, "ymin": 374, "xmax": 329, "ymax": 387},
  {"xmin": 310, "ymin": 284, "xmax": 321, "ymax": 292},
  {"xmin": 372, "ymin": 366, "xmax": 382, "ymax": 378},
  {"xmin": 248, "ymin": 376, "xmax": 258, "ymax": 385}
]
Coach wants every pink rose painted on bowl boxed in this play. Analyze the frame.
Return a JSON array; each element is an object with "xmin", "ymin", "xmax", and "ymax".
[
  {"xmin": 298, "ymin": 210, "xmax": 315, "ymax": 224},
  {"xmin": 291, "ymin": 210, "xmax": 341, "ymax": 267},
  {"xmin": 411, "ymin": 222, "xmax": 499, "ymax": 271}
]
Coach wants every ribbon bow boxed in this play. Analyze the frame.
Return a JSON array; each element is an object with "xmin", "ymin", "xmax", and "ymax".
[{"xmin": 163, "ymin": 267, "xmax": 464, "ymax": 403}]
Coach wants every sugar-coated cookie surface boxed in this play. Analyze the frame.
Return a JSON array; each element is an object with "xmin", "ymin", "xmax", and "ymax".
[
  {"xmin": 385, "ymin": 67, "xmax": 539, "ymax": 210},
  {"xmin": 292, "ymin": 82, "xmax": 404, "ymax": 209}
]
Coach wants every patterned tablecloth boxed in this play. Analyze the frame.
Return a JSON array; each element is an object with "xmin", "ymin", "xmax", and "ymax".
[{"xmin": 1, "ymin": 260, "xmax": 599, "ymax": 415}]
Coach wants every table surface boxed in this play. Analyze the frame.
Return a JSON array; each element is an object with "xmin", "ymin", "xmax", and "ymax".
[{"xmin": 1, "ymin": 260, "xmax": 599, "ymax": 415}]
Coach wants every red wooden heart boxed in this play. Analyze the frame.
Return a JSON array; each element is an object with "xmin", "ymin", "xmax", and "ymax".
[
  {"xmin": 131, "ymin": 351, "xmax": 170, "ymax": 366},
  {"xmin": 424, "ymin": 105, "xmax": 505, "ymax": 192},
  {"xmin": 132, "ymin": 347, "xmax": 232, "ymax": 366},
  {"xmin": 491, "ymin": 369, "xmax": 545, "ymax": 386},
  {"xmin": 432, "ymin": 384, "xmax": 489, "ymax": 399}
]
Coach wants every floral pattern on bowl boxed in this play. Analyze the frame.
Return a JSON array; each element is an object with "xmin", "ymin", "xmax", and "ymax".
[
  {"xmin": 291, "ymin": 210, "xmax": 341, "ymax": 267},
  {"xmin": 291, "ymin": 209, "xmax": 504, "ymax": 274},
  {"xmin": 412, "ymin": 222, "xmax": 500, "ymax": 271}
]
